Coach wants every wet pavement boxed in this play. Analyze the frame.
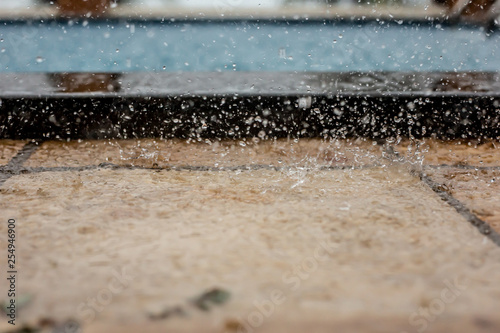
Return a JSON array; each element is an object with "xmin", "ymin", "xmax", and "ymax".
[
  {"xmin": 0, "ymin": 140, "xmax": 26, "ymax": 166},
  {"xmin": 23, "ymin": 139, "xmax": 382, "ymax": 168},
  {"xmin": 1, "ymin": 138, "xmax": 500, "ymax": 333}
]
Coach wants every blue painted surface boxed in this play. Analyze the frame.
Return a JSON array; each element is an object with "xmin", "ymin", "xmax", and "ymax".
[{"xmin": 0, "ymin": 20, "xmax": 498, "ymax": 72}]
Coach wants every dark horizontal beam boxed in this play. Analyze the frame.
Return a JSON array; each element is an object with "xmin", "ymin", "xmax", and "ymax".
[{"xmin": 0, "ymin": 72, "xmax": 499, "ymax": 139}]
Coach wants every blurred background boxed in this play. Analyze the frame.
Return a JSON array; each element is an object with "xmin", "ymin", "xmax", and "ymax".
[
  {"xmin": 0, "ymin": 0, "xmax": 437, "ymax": 15},
  {"xmin": 0, "ymin": 0, "xmax": 430, "ymax": 9},
  {"xmin": 0, "ymin": 0, "xmax": 497, "ymax": 74}
]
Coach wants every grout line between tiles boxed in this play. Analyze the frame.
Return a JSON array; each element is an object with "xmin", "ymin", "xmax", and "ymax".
[
  {"xmin": 2, "ymin": 140, "xmax": 500, "ymax": 247},
  {"xmin": 0, "ymin": 140, "xmax": 42, "ymax": 187},
  {"xmin": 419, "ymin": 174, "xmax": 500, "ymax": 247},
  {"xmin": 0, "ymin": 162, "xmax": 383, "ymax": 175},
  {"xmin": 384, "ymin": 144, "xmax": 500, "ymax": 248},
  {"xmin": 426, "ymin": 164, "xmax": 500, "ymax": 170}
]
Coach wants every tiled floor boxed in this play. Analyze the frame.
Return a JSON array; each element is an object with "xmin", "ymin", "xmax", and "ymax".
[
  {"xmin": 24, "ymin": 139, "xmax": 382, "ymax": 169},
  {"xmin": 425, "ymin": 168, "xmax": 500, "ymax": 234},
  {"xmin": 0, "ymin": 140, "xmax": 26, "ymax": 166},
  {"xmin": 1, "ymin": 138, "xmax": 500, "ymax": 333},
  {"xmin": 395, "ymin": 140, "xmax": 500, "ymax": 167},
  {"xmin": 395, "ymin": 139, "xmax": 500, "ymax": 235}
]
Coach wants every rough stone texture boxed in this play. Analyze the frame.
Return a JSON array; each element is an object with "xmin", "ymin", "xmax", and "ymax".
[
  {"xmin": 1, "ymin": 166, "xmax": 500, "ymax": 333},
  {"xmin": 426, "ymin": 167, "xmax": 500, "ymax": 234},
  {"xmin": 394, "ymin": 140, "xmax": 500, "ymax": 166},
  {"xmin": 25, "ymin": 139, "xmax": 383, "ymax": 168},
  {"xmin": 395, "ymin": 139, "xmax": 500, "ymax": 235},
  {"xmin": 0, "ymin": 139, "xmax": 26, "ymax": 165}
]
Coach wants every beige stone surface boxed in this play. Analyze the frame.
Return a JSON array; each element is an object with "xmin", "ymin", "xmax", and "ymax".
[
  {"xmin": 426, "ymin": 167, "xmax": 500, "ymax": 234},
  {"xmin": 394, "ymin": 140, "xmax": 500, "ymax": 166},
  {"xmin": 1, "ymin": 166, "xmax": 500, "ymax": 332},
  {"xmin": 0, "ymin": 140, "xmax": 26, "ymax": 166},
  {"xmin": 83, "ymin": 315, "xmax": 500, "ymax": 333},
  {"xmin": 25, "ymin": 139, "xmax": 383, "ymax": 168}
]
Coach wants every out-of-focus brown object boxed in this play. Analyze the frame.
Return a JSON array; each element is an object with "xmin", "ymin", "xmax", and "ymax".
[
  {"xmin": 432, "ymin": 0, "xmax": 498, "ymax": 21},
  {"xmin": 460, "ymin": 0, "xmax": 497, "ymax": 18},
  {"xmin": 433, "ymin": 0, "xmax": 461, "ymax": 10},
  {"xmin": 58, "ymin": 0, "xmax": 111, "ymax": 17},
  {"xmin": 433, "ymin": 72, "xmax": 495, "ymax": 92},
  {"xmin": 432, "ymin": 72, "xmax": 496, "ymax": 92},
  {"xmin": 49, "ymin": 73, "xmax": 121, "ymax": 93}
]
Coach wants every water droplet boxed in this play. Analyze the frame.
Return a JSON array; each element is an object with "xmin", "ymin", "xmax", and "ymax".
[
  {"xmin": 279, "ymin": 48, "xmax": 286, "ymax": 59},
  {"xmin": 339, "ymin": 203, "xmax": 351, "ymax": 211},
  {"xmin": 35, "ymin": 56, "xmax": 44, "ymax": 63}
]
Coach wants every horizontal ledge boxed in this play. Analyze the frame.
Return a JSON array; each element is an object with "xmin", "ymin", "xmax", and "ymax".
[
  {"xmin": 1, "ymin": 72, "xmax": 499, "ymax": 98},
  {"xmin": 1, "ymin": 72, "xmax": 498, "ymax": 140}
]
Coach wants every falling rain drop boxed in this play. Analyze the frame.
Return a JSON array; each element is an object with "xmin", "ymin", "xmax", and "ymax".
[{"xmin": 279, "ymin": 48, "xmax": 286, "ymax": 59}]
